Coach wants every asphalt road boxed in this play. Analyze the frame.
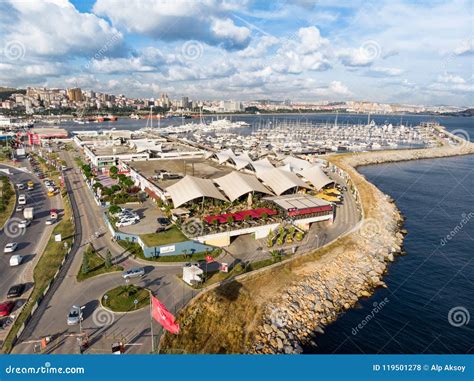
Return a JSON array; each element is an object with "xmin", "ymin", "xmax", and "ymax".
[
  {"xmin": 0, "ymin": 160, "xmax": 51, "ymax": 310},
  {"xmin": 13, "ymin": 151, "xmax": 196, "ymax": 354}
]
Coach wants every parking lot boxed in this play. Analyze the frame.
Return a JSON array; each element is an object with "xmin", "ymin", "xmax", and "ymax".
[{"xmin": 115, "ymin": 200, "xmax": 167, "ymax": 235}]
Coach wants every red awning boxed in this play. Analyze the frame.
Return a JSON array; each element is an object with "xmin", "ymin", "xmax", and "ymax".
[{"xmin": 287, "ymin": 205, "xmax": 333, "ymax": 217}]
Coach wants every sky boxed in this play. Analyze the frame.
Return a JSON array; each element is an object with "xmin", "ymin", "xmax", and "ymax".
[{"xmin": 0, "ymin": 0, "xmax": 472, "ymax": 106}]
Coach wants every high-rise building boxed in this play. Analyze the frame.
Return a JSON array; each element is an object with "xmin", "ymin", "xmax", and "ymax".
[
  {"xmin": 160, "ymin": 93, "xmax": 170, "ymax": 108},
  {"xmin": 67, "ymin": 87, "xmax": 83, "ymax": 102},
  {"xmin": 181, "ymin": 96, "xmax": 189, "ymax": 109}
]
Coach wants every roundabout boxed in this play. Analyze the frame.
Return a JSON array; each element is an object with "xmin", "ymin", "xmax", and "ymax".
[{"xmin": 101, "ymin": 285, "xmax": 150, "ymax": 313}]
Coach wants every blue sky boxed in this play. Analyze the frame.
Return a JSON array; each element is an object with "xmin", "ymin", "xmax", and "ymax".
[{"xmin": 0, "ymin": 0, "xmax": 472, "ymax": 106}]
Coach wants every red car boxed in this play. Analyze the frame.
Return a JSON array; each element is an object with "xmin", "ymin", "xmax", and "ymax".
[{"xmin": 0, "ymin": 301, "xmax": 15, "ymax": 317}]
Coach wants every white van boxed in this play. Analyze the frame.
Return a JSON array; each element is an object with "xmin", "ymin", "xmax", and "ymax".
[
  {"xmin": 18, "ymin": 194, "xmax": 27, "ymax": 205},
  {"xmin": 9, "ymin": 255, "xmax": 23, "ymax": 267}
]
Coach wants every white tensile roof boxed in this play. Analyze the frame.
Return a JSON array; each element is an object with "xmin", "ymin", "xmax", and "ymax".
[
  {"xmin": 214, "ymin": 171, "xmax": 273, "ymax": 201},
  {"xmin": 279, "ymin": 163, "xmax": 295, "ymax": 173},
  {"xmin": 213, "ymin": 149, "xmax": 253, "ymax": 170},
  {"xmin": 215, "ymin": 148, "xmax": 236, "ymax": 164},
  {"xmin": 282, "ymin": 156, "xmax": 312, "ymax": 171},
  {"xmin": 298, "ymin": 165, "xmax": 334, "ymax": 190},
  {"xmin": 250, "ymin": 157, "xmax": 275, "ymax": 174},
  {"xmin": 257, "ymin": 168, "xmax": 311, "ymax": 195},
  {"xmin": 166, "ymin": 175, "xmax": 228, "ymax": 208}
]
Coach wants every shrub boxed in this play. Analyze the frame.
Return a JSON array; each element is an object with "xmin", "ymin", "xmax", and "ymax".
[{"xmin": 109, "ymin": 205, "xmax": 121, "ymax": 214}]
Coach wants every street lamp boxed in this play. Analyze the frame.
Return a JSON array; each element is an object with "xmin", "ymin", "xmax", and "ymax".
[
  {"xmin": 103, "ymin": 294, "xmax": 109, "ymax": 306},
  {"xmin": 134, "ymin": 299, "xmax": 138, "ymax": 310}
]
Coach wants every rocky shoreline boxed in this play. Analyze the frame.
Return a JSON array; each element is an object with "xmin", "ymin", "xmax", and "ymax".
[
  {"xmin": 250, "ymin": 175, "xmax": 404, "ymax": 354},
  {"xmin": 249, "ymin": 142, "xmax": 474, "ymax": 354}
]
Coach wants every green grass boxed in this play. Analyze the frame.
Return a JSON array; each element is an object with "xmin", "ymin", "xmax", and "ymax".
[
  {"xmin": 117, "ymin": 240, "xmax": 219, "ymax": 262},
  {"xmin": 139, "ymin": 225, "xmax": 187, "ymax": 247},
  {"xmin": 198, "ymin": 258, "xmax": 279, "ymax": 288},
  {"xmin": 77, "ymin": 248, "xmax": 123, "ymax": 282},
  {"xmin": 0, "ymin": 176, "xmax": 16, "ymax": 229},
  {"xmin": 102, "ymin": 285, "xmax": 150, "ymax": 312}
]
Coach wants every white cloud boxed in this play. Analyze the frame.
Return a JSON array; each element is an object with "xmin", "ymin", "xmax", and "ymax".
[
  {"xmin": 2, "ymin": 0, "xmax": 124, "ymax": 58},
  {"xmin": 437, "ymin": 73, "xmax": 466, "ymax": 84},
  {"xmin": 453, "ymin": 38, "xmax": 474, "ymax": 55},
  {"xmin": 272, "ymin": 26, "xmax": 331, "ymax": 74},
  {"xmin": 367, "ymin": 67, "xmax": 404, "ymax": 77},
  {"xmin": 297, "ymin": 26, "xmax": 328, "ymax": 54},
  {"xmin": 238, "ymin": 35, "xmax": 279, "ymax": 58},
  {"xmin": 93, "ymin": 0, "xmax": 251, "ymax": 50}
]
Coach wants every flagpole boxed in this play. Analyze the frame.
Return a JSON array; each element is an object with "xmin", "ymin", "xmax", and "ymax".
[{"xmin": 149, "ymin": 290, "xmax": 155, "ymax": 353}]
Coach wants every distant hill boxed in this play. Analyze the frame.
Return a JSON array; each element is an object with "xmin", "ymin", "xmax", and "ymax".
[
  {"xmin": 0, "ymin": 87, "xmax": 25, "ymax": 101},
  {"xmin": 442, "ymin": 108, "xmax": 474, "ymax": 117}
]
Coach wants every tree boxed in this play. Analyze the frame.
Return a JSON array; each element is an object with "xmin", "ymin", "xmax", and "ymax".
[
  {"xmin": 105, "ymin": 250, "xmax": 112, "ymax": 269},
  {"xmin": 109, "ymin": 166, "xmax": 119, "ymax": 177},
  {"xmin": 81, "ymin": 252, "xmax": 89, "ymax": 274}
]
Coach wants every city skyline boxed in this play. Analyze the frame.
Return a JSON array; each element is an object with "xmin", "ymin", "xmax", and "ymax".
[{"xmin": 0, "ymin": 0, "xmax": 472, "ymax": 107}]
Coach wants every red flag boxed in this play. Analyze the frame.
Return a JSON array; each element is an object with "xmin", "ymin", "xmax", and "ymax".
[
  {"xmin": 151, "ymin": 295, "xmax": 180, "ymax": 334},
  {"xmin": 205, "ymin": 255, "xmax": 214, "ymax": 263}
]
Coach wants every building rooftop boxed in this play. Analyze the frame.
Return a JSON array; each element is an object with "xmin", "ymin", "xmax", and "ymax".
[
  {"xmin": 265, "ymin": 194, "xmax": 331, "ymax": 211},
  {"xmin": 127, "ymin": 157, "xmax": 233, "ymax": 189}
]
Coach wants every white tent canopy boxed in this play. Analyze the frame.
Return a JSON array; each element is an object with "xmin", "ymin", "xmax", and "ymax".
[
  {"xmin": 166, "ymin": 175, "xmax": 228, "ymax": 207},
  {"xmin": 214, "ymin": 171, "xmax": 273, "ymax": 201},
  {"xmin": 282, "ymin": 156, "xmax": 312, "ymax": 171},
  {"xmin": 214, "ymin": 148, "xmax": 235, "ymax": 164},
  {"xmin": 250, "ymin": 157, "xmax": 275, "ymax": 175},
  {"xmin": 298, "ymin": 165, "xmax": 334, "ymax": 190},
  {"xmin": 257, "ymin": 168, "xmax": 311, "ymax": 195}
]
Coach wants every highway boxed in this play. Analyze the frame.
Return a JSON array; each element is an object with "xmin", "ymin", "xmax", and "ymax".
[{"xmin": 0, "ymin": 160, "xmax": 54, "ymax": 323}]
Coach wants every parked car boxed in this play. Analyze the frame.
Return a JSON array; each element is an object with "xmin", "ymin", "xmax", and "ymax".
[
  {"xmin": 67, "ymin": 305, "xmax": 83, "ymax": 325},
  {"xmin": 157, "ymin": 217, "xmax": 170, "ymax": 227},
  {"xmin": 7, "ymin": 284, "xmax": 25, "ymax": 298},
  {"xmin": 0, "ymin": 301, "xmax": 15, "ymax": 317},
  {"xmin": 116, "ymin": 218, "xmax": 138, "ymax": 227},
  {"xmin": 9, "ymin": 255, "xmax": 23, "ymax": 267},
  {"xmin": 16, "ymin": 183, "xmax": 24, "ymax": 190},
  {"xmin": 15, "ymin": 205, "xmax": 24, "ymax": 213},
  {"xmin": 18, "ymin": 220, "xmax": 31, "ymax": 229},
  {"xmin": 122, "ymin": 267, "xmax": 145, "ymax": 279},
  {"xmin": 4, "ymin": 242, "xmax": 18, "ymax": 253},
  {"xmin": 18, "ymin": 195, "xmax": 26, "ymax": 205}
]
